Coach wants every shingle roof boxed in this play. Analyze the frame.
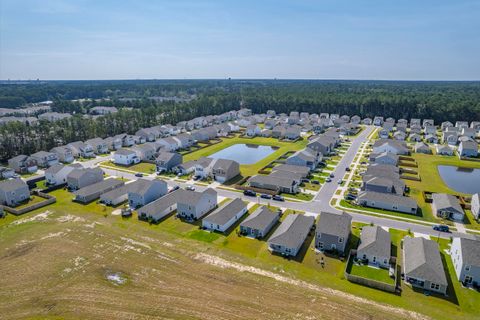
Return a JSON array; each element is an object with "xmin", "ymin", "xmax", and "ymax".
[
  {"xmin": 0, "ymin": 178, "xmax": 28, "ymax": 192},
  {"xmin": 268, "ymin": 214, "xmax": 314, "ymax": 249},
  {"xmin": 357, "ymin": 226, "xmax": 391, "ymax": 258},
  {"xmin": 403, "ymin": 237, "xmax": 447, "ymax": 286},
  {"xmin": 358, "ymin": 191, "xmax": 417, "ymax": 208},
  {"xmin": 115, "ymin": 148, "xmax": 136, "ymax": 156},
  {"xmin": 240, "ymin": 206, "xmax": 279, "ymax": 231},
  {"xmin": 203, "ymin": 198, "xmax": 246, "ymax": 226},
  {"xmin": 457, "ymin": 237, "xmax": 480, "ymax": 267},
  {"xmin": 128, "ymin": 179, "xmax": 166, "ymax": 196},
  {"xmin": 74, "ymin": 179, "xmax": 124, "ymax": 197},
  {"xmin": 317, "ymin": 211, "xmax": 352, "ymax": 238},
  {"xmin": 45, "ymin": 163, "xmax": 65, "ymax": 174},
  {"xmin": 177, "ymin": 188, "xmax": 217, "ymax": 206},
  {"xmin": 432, "ymin": 193, "xmax": 463, "ymax": 215}
]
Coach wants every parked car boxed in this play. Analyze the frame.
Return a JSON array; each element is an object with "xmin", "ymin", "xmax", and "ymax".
[
  {"xmin": 135, "ymin": 173, "xmax": 143, "ymax": 177},
  {"xmin": 433, "ymin": 225, "xmax": 450, "ymax": 232},
  {"xmin": 243, "ymin": 190, "xmax": 257, "ymax": 197},
  {"xmin": 360, "ymin": 161, "xmax": 367, "ymax": 165},
  {"xmin": 345, "ymin": 167, "xmax": 351, "ymax": 172},
  {"xmin": 192, "ymin": 176, "xmax": 200, "ymax": 181},
  {"xmin": 337, "ymin": 179, "xmax": 343, "ymax": 184},
  {"xmin": 345, "ymin": 193, "xmax": 357, "ymax": 200},
  {"xmin": 169, "ymin": 185, "xmax": 180, "ymax": 193},
  {"xmin": 326, "ymin": 178, "xmax": 332, "ymax": 183},
  {"xmin": 185, "ymin": 185, "xmax": 195, "ymax": 191},
  {"xmin": 312, "ymin": 180, "xmax": 320, "ymax": 185},
  {"xmin": 272, "ymin": 195, "xmax": 284, "ymax": 202},
  {"xmin": 260, "ymin": 194, "xmax": 272, "ymax": 199},
  {"xmin": 301, "ymin": 178, "xmax": 310, "ymax": 183},
  {"xmin": 329, "ymin": 173, "xmax": 335, "ymax": 178}
]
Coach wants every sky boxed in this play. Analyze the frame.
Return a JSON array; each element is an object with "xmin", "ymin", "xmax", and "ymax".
[{"xmin": 1, "ymin": 0, "xmax": 480, "ymax": 80}]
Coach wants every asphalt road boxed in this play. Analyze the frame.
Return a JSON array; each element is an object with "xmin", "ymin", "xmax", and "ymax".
[{"xmin": 96, "ymin": 128, "xmax": 474, "ymax": 240}]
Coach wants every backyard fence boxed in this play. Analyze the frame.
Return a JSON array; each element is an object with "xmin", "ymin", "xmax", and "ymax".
[{"xmin": 2, "ymin": 190, "xmax": 56, "ymax": 216}]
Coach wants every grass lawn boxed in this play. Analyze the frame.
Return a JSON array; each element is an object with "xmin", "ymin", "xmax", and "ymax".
[
  {"xmin": 14, "ymin": 195, "xmax": 49, "ymax": 210},
  {"xmin": 348, "ymin": 262, "xmax": 395, "ymax": 284},
  {"xmin": 182, "ymin": 136, "xmax": 308, "ymax": 177},
  {"xmin": 282, "ymin": 192, "xmax": 314, "ymax": 201},
  {"xmin": 302, "ymin": 182, "xmax": 320, "ymax": 191},
  {"xmin": 101, "ymin": 161, "xmax": 156, "ymax": 174}
]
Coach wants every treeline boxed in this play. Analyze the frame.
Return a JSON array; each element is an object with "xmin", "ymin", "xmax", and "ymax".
[{"xmin": 1, "ymin": 80, "xmax": 480, "ymax": 161}]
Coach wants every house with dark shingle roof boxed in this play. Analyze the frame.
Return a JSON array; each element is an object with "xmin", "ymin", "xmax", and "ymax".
[
  {"xmin": 31, "ymin": 151, "xmax": 59, "ymax": 168},
  {"xmin": 286, "ymin": 148, "xmax": 319, "ymax": 170},
  {"xmin": 357, "ymin": 191, "xmax": 417, "ymax": 214},
  {"xmin": 458, "ymin": 140, "xmax": 478, "ymax": 158},
  {"xmin": 357, "ymin": 226, "xmax": 391, "ymax": 268},
  {"xmin": 50, "ymin": 146, "xmax": 74, "ymax": 163},
  {"xmin": 431, "ymin": 193, "xmax": 464, "ymax": 221},
  {"xmin": 267, "ymin": 214, "xmax": 314, "ymax": 257},
  {"xmin": 414, "ymin": 142, "xmax": 431, "ymax": 154},
  {"xmin": 372, "ymin": 139, "xmax": 409, "ymax": 155},
  {"xmin": 369, "ymin": 152, "xmax": 399, "ymax": 166},
  {"xmin": 155, "ymin": 151, "xmax": 182, "ymax": 172},
  {"xmin": 403, "ymin": 237, "xmax": 448, "ymax": 295},
  {"xmin": 8, "ymin": 155, "xmax": 38, "ymax": 174},
  {"xmin": 0, "ymin": 178, "xmax": 30, "ymax": 207},
  {"xmin": 137, "ymin": 189, "xmax": 185, "ymax": 223},
  {"xmin": 177, "ymin": 188, "xmax": 217, "ymax": 220},
  {"xmin": 67, "ymin": 167, "xmax": 104, "ymax": 190},
  {"xmin": 73, "ymin": 178, "xmax": 124, "ymax": 203},
  {"xmin": 202, "ymin": 198, "xmax": 247, "ymax": 233},
  {"xmin": 451, "ymin": 237, "xmax": 480, "ymax": 286},
  {"xmin": 315, "ymin": 212, "xmax": 351, "ymax": 254},
  {"xmin": 128, "ymin": 179, "xmax": 168, "ymax": 208},
  {"xmin": 240, "ymin": 206, "xmax": 280, "ymax": 239}
]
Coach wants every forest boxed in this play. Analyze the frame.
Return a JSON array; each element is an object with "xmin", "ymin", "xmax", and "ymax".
[{"xmin": 1, "ymin": 80, "xmax": 479, "ymax": 162}]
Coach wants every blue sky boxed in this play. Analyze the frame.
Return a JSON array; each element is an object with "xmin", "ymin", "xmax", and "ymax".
[{"xmin": 1, "ymin": 0, "xmax": 479, "ymax": 80}]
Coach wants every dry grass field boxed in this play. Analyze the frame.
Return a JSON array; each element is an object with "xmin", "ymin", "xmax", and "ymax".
[{"xmin": 0, "ymin": 196, "xmax": 426, "ymax": 320}]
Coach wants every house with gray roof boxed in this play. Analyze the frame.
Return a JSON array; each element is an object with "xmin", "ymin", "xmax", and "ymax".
[
  {"xmin": 357, "ymin": 191, "xmax": 417, "ymax": 214},
  {"xmin": 307, "ymin": 135, "xmax": 336, "ymax": 156},
  {"xmin": 436, "ymin": 144, "xmax": 453, "ymax": 156},
  {"xmin": 155, "ymin": 151, "xmax": 182, "ymax": 172},
  {"xmin": 286, "ymin": 148, "xmax": 319, "ymax": 170},
  {"xmin": 472, "ymin": 193, "xmax": 480, "ymax": 221},
  {"xmin": 357, "ymin": 226, "xmax": 391, "ymax": 268},
  {"xmin": 202, "ymin": 198, "xmax": 247, "ymax": 233},
  {"xmin": 0, "ymin": 166, "xmax": 15, "ymax": 179},
  {"xmin": 45, "ymin": 163, "xmax": 82, "ymax": 186},
  {"xmin": 431, "ymin": 193, "xmax": 464, "ymax": 221},
  {"xmin": 442, "ymin": 131, "xmax": 459, "ymax": 145},
  {"xmin": 211, "ymin": 158, "xmax": 240, "ymax": 183},
  {"xmin": 458, "ymin": 140, "xmax": 478, "ymax": 158},
  {"xmin": 100, "ymin": 184, "xmax": 130, "ymax": 206},
  {"xmin": 403, "ymin": 237, "xmax": 448, "ymax": 295},
  {"xmin": 137, "ymin": 189, "xmax": 185, "ymax": 223},
  {"xmin": 135, "ymin": 127, "xmax": 159, "ymax": 142},
  {"xmin": 414, "ymin": 142, "xmax": 432, "ymax": 154},
  {"xmin": 177, "ymin": 188, "xmax": 217, "ymax": 220},
  {"xmin": 132, "ymin": 143, "xmax": 156, "ymax": 161},
  {"xmin": 424, "ymin": 134, "xmax": 438, "ymax": 144},
  {"xmin": 372, "ymin": 139, "xmax": 409, "ymax": 155},
  {"xmin": 273, "ymin": 164, "xmax": 310, "ymax": 177},
  {"xmin": 8, "ymin": 155, "xmax": 38, "ymax": 174},
  {"xmin": 248, "ymin": 174, "xmax": 299, "ymax": 194},
  {"xmin": 267, "ymin": 214, "xmax": 314, "ymax": 257},
  {"xmin": 240, "ymin": 206, "xmax": 280, "ymax": 239},
  {"xmin": 31, "ymin": 151, "xmax": 59, "ymax": 168},
  {"xmin": 50, "ymin": 146, "xmax": 74, "ymax": 163},
  {"xmin": 113, "ymin": 148, "xmax": 140, "ymax": 166},
  {"xmin": 85, "ymin": 138, "xmax": 109, "ymax": 154},
  {"xmin": 369, "ymin": 152, "xmax": 399, "ymax": 166},
  {"xmin": 451, "ymin": 237, "xmax": 480, "ymax": 287},
  {"xmin": 0, "ymin": 178, "xmax": 30, "ymax": 207},
  {"xmin": 67, "ymin": 141, "xmax": 95, "ymax": 158},
  {"xmin": 66, "ymin": 167, "xmax": 104, "ymax": 190},
  {"xmin": 128, "ymin": 179, "xmax": 168, "ymax": 208},
  {"xmin": 284, "ymin": 126, "xmax": 301, "ymax": 140},
  {"xmin": 245, "ymin": 124, "xmax": 261, "ymax": 137},
  {"xmin": 73, "ymin": 178, "xmax": 124, "ymax": 203},
  {"xmin": 315, "ymin": 211, "xmax": 351, "ymax": 255},
  {"xmin": 104, "ymin": 136, "xmax": 123, "ymax": 151}
]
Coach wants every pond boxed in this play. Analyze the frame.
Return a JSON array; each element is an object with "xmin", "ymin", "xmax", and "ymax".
[
  {"xmin": 437, "ymin": 165, "xmax": 480, "ymax": 194},
  {"xmin": 208, "ymin": 144, "xmax": 277, "ymax": 164}
]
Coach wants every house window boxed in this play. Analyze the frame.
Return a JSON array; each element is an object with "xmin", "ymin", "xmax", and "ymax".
[
  {"xmin": 338, "ymin": 237, "xmax": 344, "ymax": 243},
  {"xmin": 430, "ymin": 283, "xmax": 440, "ymax": 290},
  {"xmin": 465, "ymin": 265, "xmax": 470, "ymax": 271}
]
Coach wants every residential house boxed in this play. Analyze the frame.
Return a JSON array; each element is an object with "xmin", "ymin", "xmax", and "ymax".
[
  {"xmin": 286, "ymin": 148, "xmax": 319, "ymax": 170},
  {"xmin": 403, "ymin": 237, "xmax": 448, "ymax": 295},
  {"xmin": 441, "ymin": 121, "xmax": 453, "ymax": 131},
  {"xmin": 248, "ymin": 174, "xmax": 299, "ymax": 194},
  {"xmin": 245, "ymin": 124, "xmax": 261, "ymax": 137},
  {"xmin": 85, "ymin": 138, "xmax": 109, "ymax": 154},
  {"xmin": 315, "ymin": 211, "xmax": 351, "ymax": 255},
  {"xmin": 273, "ymin": 164, "xmax": 310, "ymax": 178},
  {"xmin": 0, "ymin": 166, "xmax": 15, "ymax": 179},
  {"xmin": 114, "ymin": 134, "xmax": 135, "ymax": 147},
  {"xmin": 31, "ymin": 151, "xmax": 59, "ymax": 168},
  {"xmin": 155, "ymin": 137, "xmax": 180, "ymax": 151},
  {"xmin": 436, "ymin": 145, "xmax": 453, "ymax": 156},
  {"xmin": 50, "ymin": 146, "xmax": 74, "ymax": 163},
  {"xmin": 240, "ymin": 206, "xmax": 280, "ymax": 239},
  {"xmin": 45, "ymin": 163, "xmax": 81, "ymax": 186},
  {"xmin": 442, "ymin": 131, "xmax": 459, "ymax": 145},
  {"xmin": 372, "ymin": 139, "xmax": 409, "ymax": 155},
  {"xmin": 373, "ymin": 116, "xmax": 384, "ymax": 126},
  {"xmin": 74, "ymin": 179, "xmax": 124, "ymax": 204},
  {"xmin": 425, "ymin": 134, "xmax": 438, "ymax": 144},
  {"xmin": 132, "ymin": 143, "xmax": 156, "ymax": 161},
  {"xmin": 202, "ymin": 198, "xmax": 248, "ymax": 233},
  {"xmin": 66, "ymin": 167, "xmax": 104, "ymax": 190},
  {"xmin": 155, "ymin": 151, "xmax": 182, "ymax": 172},
  {"xmin": 414, "ymin": 142, "xmax": 432, "ymax": 154},
  {"xmin": 267, "ymin": 214, "xmax": 315, "ymax": 257},
  {"xmin": 128, "ymin": 179, "xmax": 168, "ymax": 208},
  {"xmin": 89, "ymin": 106, "xmax": 118, "ymax": 115},
  {"xmin": 307, "ymin": 135, "xmax": 336, "ymax": 156},
  {"xmin": 455, "ymin": 121, "xmax": 469, "ymax": 129},
  {"xmin": 424, "ymin": 125, "xmax": 437, "ymax": 136},
  {"xmin": 104, "ymin": 136, "xmax": 123, "ymax": 151},
  {"xmin": 38, "ymin": 112, "xmax": 72, "ymax": 121},
  {"xmin": 362, "ymin": 118, "xmax": 372, "ymax": 125},
  {"xmin": 410, "ymin": 125, "xmax": 422, "ymax": 134},
  {"xmin": 396, "ymin": 123, "xmax": 407, "ymax": 133},
  {"xmin": 135, "ymin": 128, "xmax": 158, "ymax": 142},
  {"xmin": 451, "ymin": 237, "xmax": 480, "ymax": 287},
  {"xmin": 423, "ymin": 119, "xmax": 434, "ymax": 128},
  {"xmin": 67, "ymin": 141, "xmax": 95, "ymax": 158},
  {"xmin": 113, "ymin": 149, "xmax": 140, "ymax": 166},
  {"xmin": 8, "ymin": 155, "xmax": 38, "ymax": 174},
  {"xmin": 458, "ymin": 141, "xmax": 478, "ymax": 158},
  {"xmin": 378, "ymin": 129, "xmax": 389, "ymax": 139},
  {"xmin": 0, "ymin": 178, "xmax": 30, "ymax": 207},
  {"xmin": 177, "ymin": 188, "xmax": 217, "ymax": 220},
  {"xmin": 357, "ymin": 191, "xmax": 417, "ymax": 214},
  {"xmin": 431, "ymin": 193, "xmax": 464, "ymax": 221},
  {"xmin": 351, "ymin": 115, "xmax": 361, "ymax": 124},
  {"xmin": 137, "ymin": 189, "xmax": 184, "ymax": 223},
  {"xmin": 210, "ymin": 159, "xmax": 240, "ymax": 183},
  {"xmin": 100, "ymin": 184, "xmax": 130, "ymax": 206},
  {"xmin": 369, "ymin": 152, "xmax": 399, "ymax": 166},
  {"xmin": 284, "ymin": 126, "xmax": 301, "ymax": 140},
  {"xmin": 272, "ymin": 125, "xmax": 287, "ymax": 139},
  {"xmin": 357, "ymin": 226, "xmax": 391, "ymax": 268}
]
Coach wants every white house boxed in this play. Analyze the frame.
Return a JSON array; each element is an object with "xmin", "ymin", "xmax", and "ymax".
[
  {"xmin": 202, "ymin": 198, "xmax": 247, "ymax": 233},
  {"xmin": 113, "ymin": 149, "xmax": 140, "ymax": 166}
]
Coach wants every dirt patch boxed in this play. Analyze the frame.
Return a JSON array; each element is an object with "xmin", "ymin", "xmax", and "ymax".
[{"xmin": 2, "ymin": 242, "xmax": 37, "ymax": 259}]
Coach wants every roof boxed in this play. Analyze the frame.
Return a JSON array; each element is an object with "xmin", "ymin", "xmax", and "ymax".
[
  {"xmin": 0, "ymin": 178, "xmax": 28, "ymax": 192},
  {"xmin": 268, "ymin": 214, "xmax": 314, "ymax": 249},
  {"xmin": 273, "ymin": 164, "xmax": 310, "ymax": 176},
  {"xmin": 68, "ymin": 167, "xmax": 103, "ymax": 180},
  {"xmin": 317, "ymin": 211, "xmax": 352, "ymax": 238},
  {"xmin": 101, "ymin": 184, "xmax": 130, "ymax": 200},
  {"xmin": 31, "ymin": 150, "xmax": 55, "ymax": 158},
  {"xmin": 156, "ymin": 151, "xmax": 179, "ymax": 162},
  {"xmin": 128, "ymin": 179, "xmax": 166, "ymax": 196},
  {"xmin": 432, "ymin": 193, "xmax": 463, "ymax": 215},
  {"xmin": 357, "ymin": 226, "xmax": 391, "ymax": 258},
  {"xmin": 45, "ymin": 163, "xmax": 65, "ymax": 174},
  {"xmin": 403, "ymin": 237, "xmax": 447, "ymax": 286},
  {"xmin": 358, "ymin": 191, "xmax": 417, "ymax": 208},
  {"xmin": 203, "ymin": 198, "xmax": 247, "ymax": 226},
  {"xmin": 177, "ymin": 188, "xmax": 217, "ymax": 206},
  {"xmin": 460, "ymin": 140, "xmax": 478, "ymax": 150},
  {"xmin": 74, "ymin": 179, "xmax": 124, "ymax": 197},
  {"xmin": 139, "ymin": 189, "xmax": 185, "ymax": 216},
  {"xmin": 249, "ymin": 174, "xmax": 296, "ymax": 189},
  {"xmin": 211, "ymin": 158, "xmax": 238, "ymax": 171},
  {"xmin": 240, "ymin": 206, "xmax": 279, "ymax": 231},
  {"xmin": 457, "ymin": 237, "xmax": 480, "ymax": 267},
  {"xmin": 115, "ymin": 148, "xmax": 136, "ymax": 156}
]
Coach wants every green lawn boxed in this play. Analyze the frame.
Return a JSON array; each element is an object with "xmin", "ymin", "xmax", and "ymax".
[
  {"xmin": 100, "ymin": 161, "xmax": 156, "ymax": 174},
  {"xmin": 182, "ymin": 136, "xmax": 308, "ymax": 177},
  {"xmin": 348, "ymin": 262, "xmax": 395, "ymax": 284},
  {"xmin": 282, "ymin": 192, "xmax": 314, "ymax": 201}
]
